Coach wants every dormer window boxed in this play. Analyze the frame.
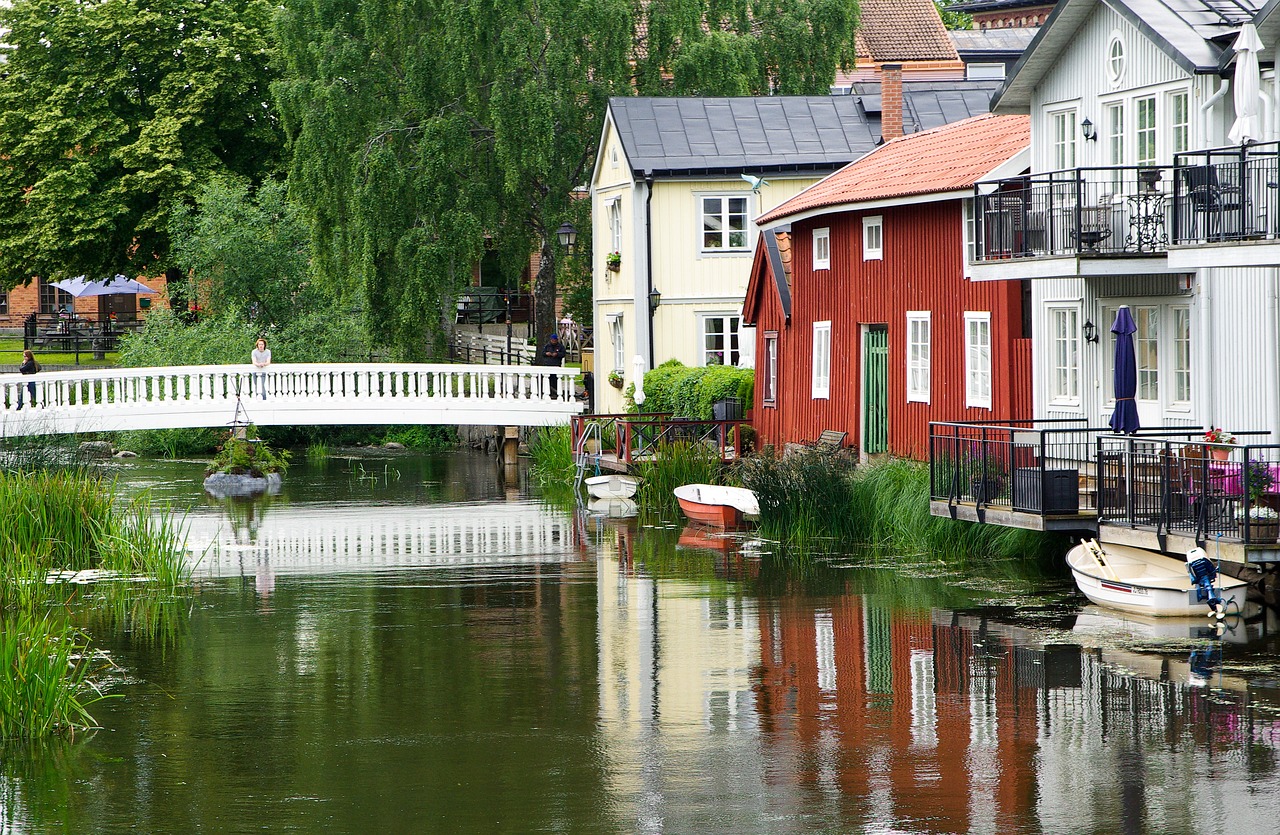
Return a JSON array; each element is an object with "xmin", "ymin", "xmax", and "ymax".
[{"xmin": 1107, "ymin": 35, "xmax": 1126, "ymax": 87}]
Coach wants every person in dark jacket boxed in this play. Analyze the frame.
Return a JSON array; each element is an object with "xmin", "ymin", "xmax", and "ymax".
[
  {"xmin": 541, "ymin": 333, "xmax": 566, "ymax": 397},
  {"xmin": 17, "ymin": 349, "xmax": 38, "ymax": 409}
]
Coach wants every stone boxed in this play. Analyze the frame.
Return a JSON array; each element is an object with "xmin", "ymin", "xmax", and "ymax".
[
  {"xmin": 203, "ymin": 471, "xmax": 283, "ymax": 499},
  {"xmin": 114, "ymin": 450, "xmax": 139, "ymax": 458},
  {"xmin": 384, "ymin": 441, "xmax": 406, "ymax": 450},
  {"xmin": 79, "ymin": 441, "xmax": 114, "ymax": 459}
]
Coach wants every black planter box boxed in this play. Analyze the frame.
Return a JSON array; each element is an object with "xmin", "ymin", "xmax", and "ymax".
[{"xmin": 1013, "ymin": 467, "xmax": 1079, "ymax": 514}]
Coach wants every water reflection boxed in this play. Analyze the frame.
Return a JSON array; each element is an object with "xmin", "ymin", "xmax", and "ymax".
[{"xmin": 1, "ymin": 452, "xmax": 1278, "ymax": 833}]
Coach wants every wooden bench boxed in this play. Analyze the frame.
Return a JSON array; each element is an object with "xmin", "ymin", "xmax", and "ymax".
[{"xmin": 785, "ymin": 430, "xmax": 848, "ymax": 458}]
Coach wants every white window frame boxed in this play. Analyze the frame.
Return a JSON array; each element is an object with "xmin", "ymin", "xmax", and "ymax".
[
  {"xmin": 1106, "ymin": 34, "xmax": 1126, "ymax": 87},
  {"xmin": 763, "ymin": 332, "xmax": 779, "ymax": 406},
  {"xmin": 1135, "ymin": 95, "xmax": 1157, "ymax": 168},
  {"xmin": 609, "ymin": 315, "xmax": 625, "ymax": 373},
  {"xmin": 699, "ymin": 193, "xmax": 751, "ymax": 252},
  {"xmin": 1168, "ymin": 90, "xmax": 1190, "ymax": 156},
  {"xmin": 862, "ymin": 216, "xmax": 883, "ymax": 261},
  {"xmin": 812, "ymin": 321, "xmax": 831, "ymax": 399},
  {"xmin": 906, "ymin": 311, "xmax": 931, "ymax": 403},
  {"xmin": 699, "ymin": 313, "xmax": 743, "ymax": 367},
  {"xmin": 1173, "ymin": 305, "xmax": 1192, "ymax": 407},
  {"xmin": 1051, "ymin": 109, "xmax": 1077, "ymax": 170},
  {"xmin": 962, "ymin": 199, "xmax": 975, "ymax": 279},
  {"xmin": 1100, "ymin": 301, "xmax": 1193, "ymax": 417},
  {"xmin": 608, "ymin": 198, "xmax": 622, "ymax": 255},
  {"xmin": 964, "ymin": 312, "xmax": 992, "ymax": 410},
  {"xmin": 813, "ymin": 227, "xmax": 830, "ymax": 270},
  {"xmin": 1048, "ymin": 306, "xmax": 1081, "ymax": 407},
  {"xmin": 965, "ymin": 62, "xmax": 1006, "ymax": 81}
]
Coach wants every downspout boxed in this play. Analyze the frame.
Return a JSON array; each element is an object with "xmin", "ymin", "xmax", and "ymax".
[
  {"xmin": 1200, "ymin": 79, "xmax": 1230, "ymax": 148},
  {"xmin": 645, "ymin": 174, "xmax": 655, "ymax": 370}
]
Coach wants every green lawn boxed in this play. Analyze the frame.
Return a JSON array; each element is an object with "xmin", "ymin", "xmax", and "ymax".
[{"xmin": 0, "ymin": 336, "xmax": 120, "ymax": 368}]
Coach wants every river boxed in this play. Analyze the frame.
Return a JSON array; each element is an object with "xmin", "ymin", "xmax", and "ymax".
[{"xmin": 2, "ymin": 450, "xmax": 1279, "ymax": 834}]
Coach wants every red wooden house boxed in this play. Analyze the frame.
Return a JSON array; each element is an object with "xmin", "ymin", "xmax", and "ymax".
[{"xmin": 742, "ymin": 113, "xmax": 1032, "ymax": 459}]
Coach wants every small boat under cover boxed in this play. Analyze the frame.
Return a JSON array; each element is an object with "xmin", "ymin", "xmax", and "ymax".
[
  {"xmin": 585, "ymin": 474, "xmax": 641, "ymax": 500},
  {"xmin": 1066, "ymin": 540, "xmax": 1248, "ymax": 618},
  {"xmin": 673, "ymin": 484, "xmax": 760, "ymax": 529}
]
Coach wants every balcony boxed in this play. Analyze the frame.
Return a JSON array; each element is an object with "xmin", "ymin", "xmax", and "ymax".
[
  {"xmin": 1167, "ymin": 141, "xmax": 1280, "ymax": 268},
  {"xmin": 972, "ymin": 166, "xmax": 1176, "ymax": 280},
  {"xmin": 929, "ymin": 421, "xmax": 1280, "ymax": 564}
]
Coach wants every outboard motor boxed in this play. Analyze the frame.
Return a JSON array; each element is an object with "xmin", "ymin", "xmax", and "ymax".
[{"xmin": 1186, "ymin": 547, "xmax": 1225, "ymax": 619}]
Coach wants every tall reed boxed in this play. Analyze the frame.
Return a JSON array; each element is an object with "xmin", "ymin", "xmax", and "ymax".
[
  {"xmin": 528, "ymin": 425, "xmax": 575, "ymax": 487},
  {"xmin": 634, "ymin": 442, "xmax": 725, "ymax": 519},
  {"xmin": 0, "ymin": 612, "xmax": 108, "ymax": 739},
  {"xmin": 740, "ymin": 449, "xmax": 860, "ymax": 543}
]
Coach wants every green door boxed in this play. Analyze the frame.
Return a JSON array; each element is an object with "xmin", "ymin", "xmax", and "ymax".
[{"xmin": 862, "ymin": 326, "xmax": 888, "ymax": 454}]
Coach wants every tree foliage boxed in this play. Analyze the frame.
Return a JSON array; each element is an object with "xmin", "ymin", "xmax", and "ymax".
[
  {"xmin": 274, "ymin": 0, "xmax": 859, "ymax": 358},
  {"xmin": 0, "ymin": 0, "xmax": 283, "ymax": 289}
]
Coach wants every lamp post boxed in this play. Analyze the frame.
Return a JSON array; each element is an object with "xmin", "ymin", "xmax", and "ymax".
[{"xmin": 557, "ymin": 221, "xmax": 578, "ymax": 253}]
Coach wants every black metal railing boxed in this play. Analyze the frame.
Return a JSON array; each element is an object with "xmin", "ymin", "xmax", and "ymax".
[
  {"xmin": 1096, "ymin": 432, "xmax": 1279, "ymax": 546},
  {"xmin": 1172, "ymin": 141, "xmax": 1280, "ymax": 244},
  {"xmin": 455, "ymin": 288, "xmax": 532, "ymax": 325},
  {"xmin": 975, "ymin": 165, "xmax": 1175, "ymax": 261}
]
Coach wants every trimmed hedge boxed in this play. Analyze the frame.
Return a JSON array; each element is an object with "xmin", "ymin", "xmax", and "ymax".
[{"xmin": 635, "ymin": 360, "xmax": 753, "ymax": 419}]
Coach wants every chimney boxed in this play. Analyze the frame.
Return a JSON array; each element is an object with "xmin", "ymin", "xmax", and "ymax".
[{"xmin": 880, "ymin": 63, "xmax": 903, "ymax": 142}]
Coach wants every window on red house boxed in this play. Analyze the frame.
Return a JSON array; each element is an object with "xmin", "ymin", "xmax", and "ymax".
[{"xmin": 763, "ymin": 333, "xmax": 778, "ymax": 405}]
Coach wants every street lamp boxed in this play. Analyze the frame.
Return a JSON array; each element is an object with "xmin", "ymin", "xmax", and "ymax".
[{"xmin": 557, "ymin": 221, "xmax": 578, "ymax": 253}]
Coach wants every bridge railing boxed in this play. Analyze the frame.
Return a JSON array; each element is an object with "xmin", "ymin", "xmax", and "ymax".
[{"xmin": 0, "ymin": 363, "xmax": 579, "ymax": 431}]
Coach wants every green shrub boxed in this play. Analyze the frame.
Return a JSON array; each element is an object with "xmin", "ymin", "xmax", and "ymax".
[
  {"xmin": 635, "ymin": 360, "xmax": 753, "ymax": 419},
  {"xmin": 206, "ymin": 430, "xmax": 290, "ymax": 477},
  {"xmin": 381, "ymin": 425, "xmax": 457, "ymax": 450}
]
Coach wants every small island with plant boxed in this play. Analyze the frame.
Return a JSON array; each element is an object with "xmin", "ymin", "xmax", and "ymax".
[{"xmin": 203, "ymin": 429, "xmax": 290, "ymax": 498}]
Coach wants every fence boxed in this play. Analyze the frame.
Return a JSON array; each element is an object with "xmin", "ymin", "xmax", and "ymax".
[
  {"xmin": 572, "ymin": 413, "xmax": 747, "ymax": 465},
  {"xmin": 451, "ymin": 331, "xmax": 536, "ymax": 365}
]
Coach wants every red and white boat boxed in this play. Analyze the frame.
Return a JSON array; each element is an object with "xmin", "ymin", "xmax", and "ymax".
[{"xmin": 673, "ymin": 484, "xmax": 760, "ymax": 529}]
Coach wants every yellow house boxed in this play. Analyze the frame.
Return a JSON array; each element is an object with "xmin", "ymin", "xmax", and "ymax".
[{"xmin": 589, "ymin": 87, "xmax": 998, "ymax": 413}]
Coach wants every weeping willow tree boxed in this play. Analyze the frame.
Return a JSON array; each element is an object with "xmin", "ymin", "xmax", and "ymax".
[{"xmin": 274, "ymin": 0, "xmax": 859, "ymax": 358}]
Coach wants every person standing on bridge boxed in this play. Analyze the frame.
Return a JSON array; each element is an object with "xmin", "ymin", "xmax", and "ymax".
[
  {"xmin": 540, "ymin": 332, "xmax": 565, "ymax": 398},
  {"xmin": 251, "ymin": 337, "xmax": 271, "ymax": 399},
  {"xmin": 16, "ymin": 349, "xmax": 39, "ymax": 409}
]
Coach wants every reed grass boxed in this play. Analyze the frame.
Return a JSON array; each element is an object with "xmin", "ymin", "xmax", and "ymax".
[
  {"xmin": 306, "ymin": 441, "xmax": 331, "ymax": 462},
  {"xmin": 528, "ymin": 425, "xmax": 575, "ymax": 487},
  {"xmin": 633, "ymin": 442, "xmax": 726, "ymax": 519},
  {"xmin": 741, "ymin": 452, "xmax": 1062, "ymax": 562},
  {"xmin": 0, "ymin": 612, "xmax": 110, "ymax": 739}
]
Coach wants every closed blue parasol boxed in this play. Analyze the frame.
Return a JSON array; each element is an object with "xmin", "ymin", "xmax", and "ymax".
[{"xmin": 1108, "ymin": 306, "xmax": 1140, "ymax": 434}]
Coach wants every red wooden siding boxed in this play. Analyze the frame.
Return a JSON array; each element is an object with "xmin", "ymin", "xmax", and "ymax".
[{"xmin": 750, "ymin": 200, "xmax": 1031, "ymax": 459}]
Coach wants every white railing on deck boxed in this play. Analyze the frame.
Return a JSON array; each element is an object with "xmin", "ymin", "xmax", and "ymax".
[{"xmin": 0, "ymin": 363, "xmax": 580, "ymax": 435}]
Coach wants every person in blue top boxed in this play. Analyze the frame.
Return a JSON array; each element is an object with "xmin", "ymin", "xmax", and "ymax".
[
  {"xmin": 540, "ymin": 332, "xmax": 566, "ymax": 398},
  {"xmin": 16, "ymin": 349, "xmax": 38, "ymax": 409}
]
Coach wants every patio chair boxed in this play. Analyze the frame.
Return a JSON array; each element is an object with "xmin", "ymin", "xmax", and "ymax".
[
  {"xmin": 1180, "ymin": 165, "xmax": 1245, "ymax": 241},
  {"xmin": 1179, "ymin": 446, "xmax": 1235, "ymax": 537},
  {"xmin": 1072, "ymin": 195, "xmax": 1113, "ymax": 252}
]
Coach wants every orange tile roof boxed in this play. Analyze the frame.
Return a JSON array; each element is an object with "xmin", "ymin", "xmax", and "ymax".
[
  {"xmin": 758, "ymin": 113, "xmax": 1029, "ymax": 225},
  {"xmin": 856, "ymin": 0, "xmax": 960, "ymax": 63}
]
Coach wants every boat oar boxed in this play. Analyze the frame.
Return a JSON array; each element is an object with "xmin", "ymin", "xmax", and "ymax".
[{"xmin": 1083, "ymin": 539, "xmax": 1120, "ymax": 581}]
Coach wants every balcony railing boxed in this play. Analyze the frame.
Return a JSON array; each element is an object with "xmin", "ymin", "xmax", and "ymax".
[
  {"xmin": 1172, "ymin": 141, "xmax": 1280, "ymax": 244},
  {"xmin": 929, "ymin": 421, "xmax": 1280, "ymax": 547},
  {"xmin": 975, "ymin": 165, "xmax": 1175, "ymax": 261}
]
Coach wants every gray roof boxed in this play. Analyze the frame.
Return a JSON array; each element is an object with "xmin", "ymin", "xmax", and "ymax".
[
  {"xmin": 949, "ymin": 27, "xmax": 1039, "ymax": 56},
  {"xmin": 996, "ymin": 0, "xmax": 1264, "ymax": 110},
  {"xmin": 608, "ymin": 84, "xmax": 1001, "ymax": 178}
]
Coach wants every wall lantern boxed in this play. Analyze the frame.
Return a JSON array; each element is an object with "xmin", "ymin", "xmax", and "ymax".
[
  {"xmin": 649, "ymin": 287, "xmax": 662, "ymax": 313},
  {"xmin": 556, "ymin": 221, "xmax": 578, "ymax": 253},
  {"xmin": 1080, "ymin": 117, "xmax": 1097, "ymax": 142},
  {"xmin": 1083, "ymin": 319, "xmax": 1099, "ymax": 344}
]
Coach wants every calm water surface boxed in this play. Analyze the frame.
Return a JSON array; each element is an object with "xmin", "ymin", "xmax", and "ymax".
[{"xmin": 3, "ymin": 450, "xmax": 1280, "ymax": 834}]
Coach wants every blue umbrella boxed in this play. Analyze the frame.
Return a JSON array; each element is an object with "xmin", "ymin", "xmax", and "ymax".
[{"xmin": 1108, "ymin": 306, "xmax": 1141, "ymax": 434}]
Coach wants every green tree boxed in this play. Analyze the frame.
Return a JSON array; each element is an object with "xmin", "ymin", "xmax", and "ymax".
[
  {"xmin": 275, "ymin": 0, "xmax": 859, "ymax": 359},
  {"xmin": 0, "ymin": 0, "xmax": 282, "ymax": 289},
  {"xmin": 935, "ymin": 1, "xmax": 973, "ymax": 30},
  {"xmin": 169, "ymin": 178, "xmax": 311, "ymax": 327}
]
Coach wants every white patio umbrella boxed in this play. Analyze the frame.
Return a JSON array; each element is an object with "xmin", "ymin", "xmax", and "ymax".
[
  {"xmin": 1228, "ymin": 24, "xmax": 1265, "ymax": 145},
  {"xmin": 52, "ymin": 274, "xmax": 158, "ymax": 297}
]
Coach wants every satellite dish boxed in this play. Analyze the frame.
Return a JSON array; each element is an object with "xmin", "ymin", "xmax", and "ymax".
[{"xmin": 740, "ymin": 173, "xmax": 768, "ymax": 191}]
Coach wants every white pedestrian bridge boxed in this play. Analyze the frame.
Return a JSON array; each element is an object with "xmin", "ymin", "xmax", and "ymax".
[{"xmin": 0, "ymin": 363, "xmax": 581, "ymax": 436}]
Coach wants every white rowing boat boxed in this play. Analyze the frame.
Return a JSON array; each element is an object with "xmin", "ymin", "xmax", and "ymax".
[
  {"xmin": 1066, "ymin": 540, "xmax": 1248, "ymax": 617},
  {"xmin": 584, "ymin": 474, "xmax": 640, "ymax": 500}
]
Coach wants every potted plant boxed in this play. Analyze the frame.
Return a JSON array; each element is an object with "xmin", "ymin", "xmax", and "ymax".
[
  {"xmin": 1204, "ymin": 427, "xmax": 1236, "ymax": 460},
  {"xmin": 606, "ymin": 251, "xmax": 621, "ymax": 272},
  {"xmin": 1238, "ymin": 459, "xmax": 1279, "ymax": 543},
  {"xmin": 607, "ymin": 370, "xmax": 624, "ymax": 389}
]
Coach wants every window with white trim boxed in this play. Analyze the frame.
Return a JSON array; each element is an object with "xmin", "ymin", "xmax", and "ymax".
[
  {"xmin": 812, "ymin": 321, "xmax": 831, "ymax": 399},
  {"xmin": 1173, "ymin": 306, "xmax": 1191, "ymax": 404},
  {"xmin": 863, "ymin": 216, "xmax": 883, "ymax": 261},
  {"xmin": 609, "ymin": 315, "xmax": 625, "ymax": 372},
  {"xmin": 1169, "ymin": 90, "xmax": 1190, "ymax": 156},
  {"xmin": 1136, "ymin": 95, "xmax": 1156, "ymax": 168},
  {"xmin": 763, "ymin": 333, "xmax": 779, "ymax": 405},
  {"xmin": 1106, "ymin": 35, "xmax": 1126, "ymax": 87},
  {"xmin": 1101, "ymin": 302, "xmax": 1193, "ymax": 414},
  {"xmin": 701, "ymin": 195, "xmax": 750, "ymax": 251},
  {"xmin": 965, "ymin": 312, "xmax": 992, "ymax": 409},
  {"xmin": 701, "ymin": 313, "xmax": 743, "ymax": 367},
  {"xmin": 813, "ymin": 227, "xmax": 830, "ymax": 270},
  {"xmin": 1051, "ymin": 109, "xmax": 1077, "ymax": 170},
  {"xmin": 1049, "ymin": 307, "xmax": 1080, "ymax": 404},
  {"xmin": 1105, "ymin": 101, "xmax": 1124, "ymax": 188},
  {"xmin": 962, "ymin": 200, "xmax": 975, "ymax": 278},
  {"xmin": 906, "ymin": 312, "xmax": 931, "ymax": 403},
  {"xmin": 608, "ymin": 198, "xmax": 622, "ymax": 255}
]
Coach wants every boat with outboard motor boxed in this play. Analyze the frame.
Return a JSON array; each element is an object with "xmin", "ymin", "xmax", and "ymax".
[{"xmin": 1066, "ymin": 539, "xmax": 1248, "ymax": 619}]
